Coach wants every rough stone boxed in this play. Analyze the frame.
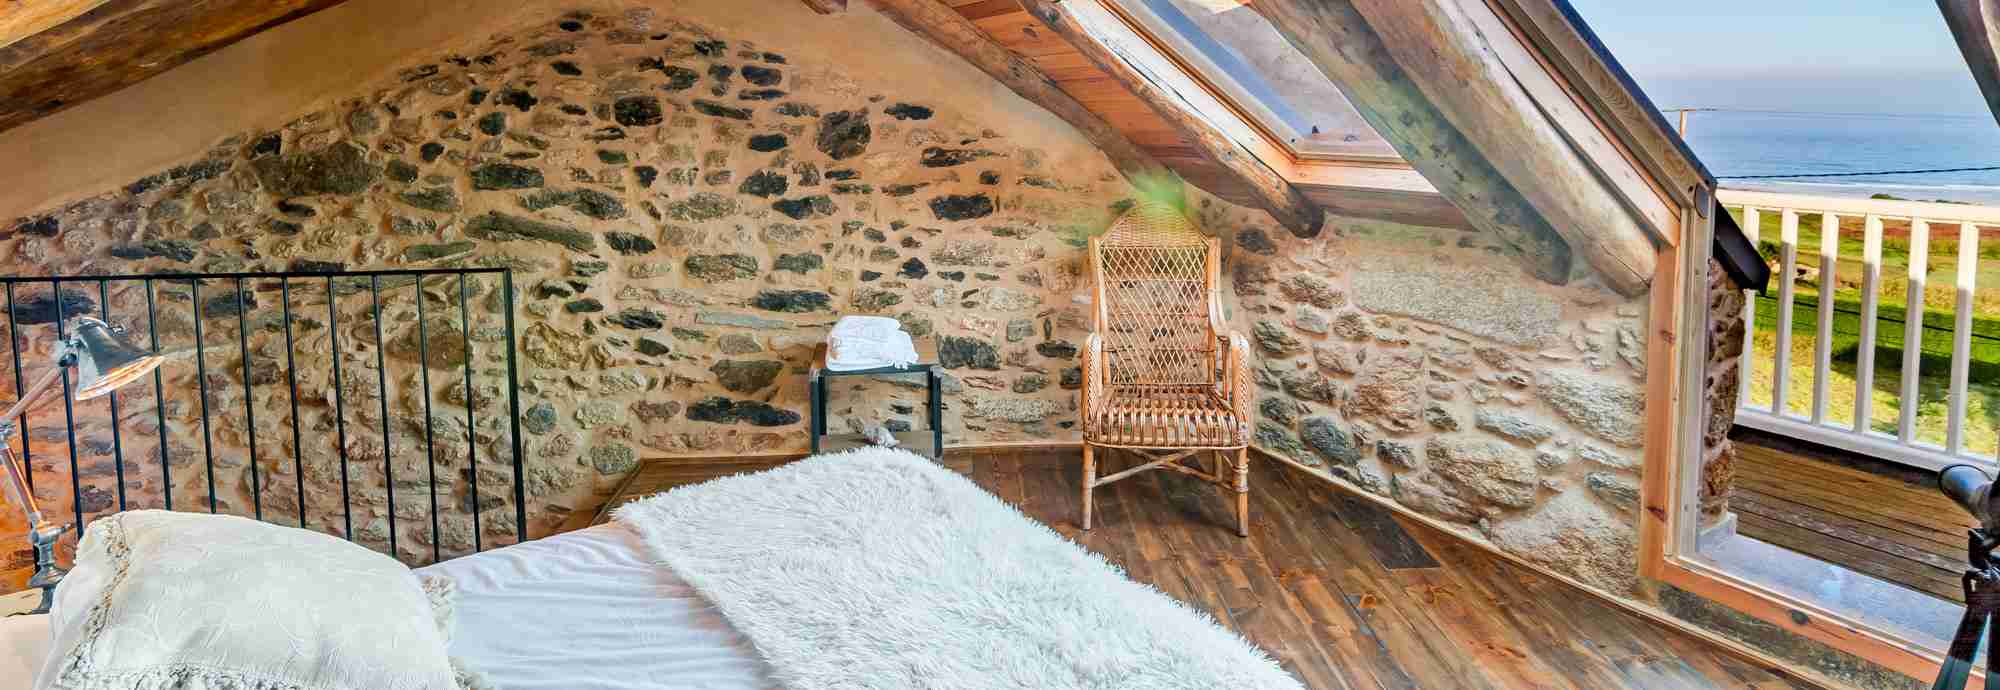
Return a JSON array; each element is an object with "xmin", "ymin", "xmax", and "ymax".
[
  {"xmin": 1253, "ymin": 320, "xmax": 1303, "ymax": 355},
  {"xmin": 465, "ymin": 212, "xmax": 594, "ymax": 251},
  {"xmin": 613, "ymin": 96, "xmax": 665, "ymax": 126},
  {"xmin": 964, "ymin": 394, "xmax": 1061, "ymax": 423},
  {"xmin": 687, "ymin": 397, "xmax": 800, "ymax": 426},
  {"xmin": 751, "ymin": 289, "xmax": 831, "ymax": 313},
  {"xmin": 816, "ymin": 109, "xmax": 871, "ymax": 160},
  {"xmin": 1586, "ymin": 472, "xmax": 1640, "ymax": 511},
  {"xmin": 685, "ymin": 254, "xmax": 759, "ymax": 282},
  {"xmin": 666, "ymin": 192, "xmax": 737, "ymax": 221},
  {"xmin": 1488, "ymin": 490, "xmax": 1638, "ymax": 594},
  {"xmin": 1538, "ymin": 371, "xmax": 1645, "ymax": 447},
  {"xmin": 1279, "ymin": 274, "xmax": 1342, "ymax": 308},
  {"xmin": 1376, "ymin": 440, "xmax": 1417, "ymax": 469},
  {"xmin": 929, "ymin": 194, "xmax": 994, "ymax": 221},
  {"xmin": 608, "ymin": 308, "xmax": 666, "ymax": 331},
  {"xmin": 1424, "ymin": 403, "xmax": 1459, "ymax": 431},
  {"xmin": 587, "ymin": 443, "xmax": 638, "ymax": 475},
  {"xmin": 1347, "ymin": 352, "xmax": 1424, "ymax": 432},
  {"xmin": 1475, "ymin": 409, "xmax": 1555, "ymax": 446},
  {"xmin": 1427, "ymin": 436, "xmax": 1539, "ymax": 509},
  {"xmin": 251, "ymin": 142, "xmax": 379, "ymax": 196},
  {"xmin": 1351, "ymin": 255, "xmax": 1564, "ymax": 348},
  {"xmin": 470, "ymin": 163, "xmax": 546, "ymax": 190},
  {"xmin": 712, "ymin": 360, "xmax": 785, "ymax": 393},
  {"xmin": 940, "ymin": 335, "xmax": 1000, "ymax": 370},
  {"xmin": 1301, "ymin": 416, "xmax": 1360, "ymax": 467}
]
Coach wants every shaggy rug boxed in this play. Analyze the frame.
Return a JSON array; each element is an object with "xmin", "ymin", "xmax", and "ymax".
[{"xmin": 614, "ymin": 447, "xmax": 1303, "ymax": 690}]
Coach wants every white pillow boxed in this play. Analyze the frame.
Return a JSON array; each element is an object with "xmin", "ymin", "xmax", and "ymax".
[{"xmin": 34, "ymin": 510, "xmax": 463, "ymax": 690}]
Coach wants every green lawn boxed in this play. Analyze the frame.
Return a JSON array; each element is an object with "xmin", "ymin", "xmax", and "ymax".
[{"xmin": 1729, "ymin": 206, "xmax": 2000, "ymax": 455}]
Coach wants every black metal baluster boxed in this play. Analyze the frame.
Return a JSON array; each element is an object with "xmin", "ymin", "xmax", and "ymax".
[
  {"xmin": 5, "ymin": 284, "xmax": 30, "ymax": 494},
  {"xmin": 459, "ymin": 274, "xmax": 482, "ymax": 553},
  {"xmin": 144, "ymin": 280, "xmax": 169, "ymax": 510},
  {"xmin": 326, "ymin": 276, "xmax": 353, "ymax": 539},
  {"xmin": 370, "ymin": 277, "xmax": 397, "ymax": 560},
  {"xmin": 415, "ymin": 282, "xmax": 442, "ymax": 564},
  {"xmin": 97, "ymin": 280, "xmax": 127, "ymax": 512},
  {"xmin": 234, "ymin": 278, "xmax": 260, "ymax": 521},
  {"xmin": 190, "ymin": 280, "xmax": 216, "ymax": 513},
  {"xmin": 501, "ymin": 271, "xmax": 526, "ymax": 545},
  {"xmin": 280, "ymin": 278, "xmax": 306, "ymax": 528},
  {"xmin": 53, "ymin": 283, "xmax": 84, "ymax": 531}
]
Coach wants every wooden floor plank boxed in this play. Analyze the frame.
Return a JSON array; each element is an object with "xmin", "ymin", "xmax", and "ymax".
[{"xmin": 597, "ymin": 449, "xmax": 1826, "ymax": 690}]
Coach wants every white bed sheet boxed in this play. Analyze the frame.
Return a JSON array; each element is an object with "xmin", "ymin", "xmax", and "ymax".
[
  {"xmin": 0, "ymin": 612, "xmax": 49, "ymax": 688},
  {"xmin": 416, "ymin": 523, "xmax": 774, "ymax": 690}
]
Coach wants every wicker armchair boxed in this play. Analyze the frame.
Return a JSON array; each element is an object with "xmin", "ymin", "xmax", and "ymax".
[{"xmin": 1081, "ymin": 201, "xmax": 1255, "ymax": 537}]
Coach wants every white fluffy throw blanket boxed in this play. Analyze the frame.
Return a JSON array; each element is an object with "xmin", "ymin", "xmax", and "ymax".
[{"xmin": 614, "ymin": 447, "xmax": 1303, "ymax": 690}]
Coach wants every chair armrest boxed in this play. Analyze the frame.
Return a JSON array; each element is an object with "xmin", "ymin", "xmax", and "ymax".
[
  {"xmin": 1082, "ymin": 333, "xmax": 1107, "ymax": 435},
  {"xmin": 1221, "ymin": 331, "xmax": 1253, "ymax": 425}
]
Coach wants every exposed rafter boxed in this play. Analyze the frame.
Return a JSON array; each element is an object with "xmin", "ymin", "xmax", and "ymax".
[
  {"xmin": 0, "ymin": 0, "xmax": 112, "ymax": 51},
  {"xmin": 1011, "ymin": 0, "xmax": 1323, "ymax": 238},
  {"xmin": 866, "ymin": 0, "xmax": 1175, "ymax": 187},
  {"xmin": 0, "ymin": 0, "xmax": 347, "ymax": 134},
  {"xmin": 1256, "ymin": 0, "xmax": 1656, "ymax": 296}
]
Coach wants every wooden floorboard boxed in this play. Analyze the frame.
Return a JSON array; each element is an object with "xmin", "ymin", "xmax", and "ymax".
[
  {"xmin": 601, "ymin": 448, "xmax": 1824, "ymax": 690},
  {"xmin": 1734, "ymin": 439, "xmax": 1973, "ymax": 603}
]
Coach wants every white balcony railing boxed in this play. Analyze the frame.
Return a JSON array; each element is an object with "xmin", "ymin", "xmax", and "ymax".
[{"xmin": 1721, "ymin": 189, "xmax": 2000, "ymax": 472}]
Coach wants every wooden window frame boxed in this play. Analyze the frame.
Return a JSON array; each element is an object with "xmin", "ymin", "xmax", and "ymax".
[{"xmin": 1639, "ymin": 200, "xmax": 1973, "ymax": 687}]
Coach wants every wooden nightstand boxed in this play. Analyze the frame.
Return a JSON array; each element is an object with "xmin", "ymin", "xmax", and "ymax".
[{"xmin": 808, "ymin": 339, "xmax": 942, "ymax": 459}]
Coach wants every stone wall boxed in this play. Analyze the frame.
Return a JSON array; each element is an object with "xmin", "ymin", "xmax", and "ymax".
[
  {"xmin": 0, "ymin": 7, "xmax": 1135, "ymax": 578},
  {"xmin": 1213, "ymin": 198, "xmax": 1652, "ymax": 594},
  {"xmin": 1700, "ymin": 258, "xmax": 1749, "ymax": 529}
]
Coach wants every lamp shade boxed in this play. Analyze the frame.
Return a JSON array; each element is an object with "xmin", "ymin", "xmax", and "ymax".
[{"xmin": 70, "ymin": 317, "xmax": 163, "ymax": 400}]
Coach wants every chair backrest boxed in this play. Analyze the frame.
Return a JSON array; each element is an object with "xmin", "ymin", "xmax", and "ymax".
[{"xmin": 1089, "ymin": 200, "xmax": 1222, "ymax": 391}]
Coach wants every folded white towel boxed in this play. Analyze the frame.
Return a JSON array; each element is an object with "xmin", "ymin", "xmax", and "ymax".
[{"xmin": 827, "ymin": 316, "xmax": 920, "ymax": 371}]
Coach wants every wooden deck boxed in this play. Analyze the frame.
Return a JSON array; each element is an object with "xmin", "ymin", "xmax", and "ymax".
[
  {"xmin": 605, "ymin": 447, "xmax": 1817, "ymax": 690},
  {"xmin": 1732, "ymin": 433, "xmax": 1975, "ymax": 603}
]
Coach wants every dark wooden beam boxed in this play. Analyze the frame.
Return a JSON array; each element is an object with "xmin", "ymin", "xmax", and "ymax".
[
  {"xmin": 1011, "ymin": 0, "xmax": 1323, "ymax": 239},
  {"xmin": 800, "ymin": 0, "xmax": 850, "ymax": 15},
  {"xmin": 1257, "ymin": 0, "xmax": 1655, "ymax": 296},
  {"xmin": 0, "ymin": 0, "xmax": 348, "ymax": 134},
  {"xmin": 866, "ymin": 0, "xmax": 1175, "ymax": 189},
  {"xmin": 1940, "ymin": 0, "xmax": 2000, "ymax": 129}
]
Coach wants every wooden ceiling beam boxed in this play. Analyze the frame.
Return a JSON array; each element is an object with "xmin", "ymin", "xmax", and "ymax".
[
  {"xmin": 866, "ymin": 0, "xmax": 1175, "ymax": 186},
  {"xmin": 0, "ymin": 0, "xmax": 348, "ymax": 134},
  {"xmin": 0, "ymin": 0, "xmax": 113, "ymax": 51},
  {"xmin": 1250, "ymin": 0, "xmax": 1573, "ymax": 287},
  {"xmin": 1011, "ymin": 0, "xmax": 1323, "ymax": 238},
  {"xmin": 1256, "ymin": 0, "xmax": 1655, "ymax": 296}
]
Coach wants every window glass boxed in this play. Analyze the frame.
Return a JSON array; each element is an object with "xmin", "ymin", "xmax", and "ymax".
[{"xmin": 1117, "ymin": 0, "xmax": 1395, "ymax": 158}]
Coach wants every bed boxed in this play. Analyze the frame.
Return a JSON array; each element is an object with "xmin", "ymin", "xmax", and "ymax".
[{"xmin": 0, "ymin": 523, "xmax": 772, "ymax": 689}]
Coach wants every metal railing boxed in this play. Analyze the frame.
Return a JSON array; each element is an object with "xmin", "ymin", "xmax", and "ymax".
[
  {"xmin": 1722, "ymin": 188, "xmax": 2000, "ymax": 472},
  {"xmin": 0, "ymin": 268, "xmax": 526, "ymax": 565}
]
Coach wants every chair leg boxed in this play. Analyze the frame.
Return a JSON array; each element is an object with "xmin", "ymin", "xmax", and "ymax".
[
  {"xmin": 1233, "ymin": 447, "xmax": 1250, "ymax": 538},
  {"xmin": 1081, "ymin": 444, "xmax": 1097, "ymax": 531}
]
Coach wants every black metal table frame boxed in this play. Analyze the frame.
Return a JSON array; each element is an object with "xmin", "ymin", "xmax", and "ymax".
[{"xmin": 808, "ymin": 360, "xmax": 943, "ymax": 459}]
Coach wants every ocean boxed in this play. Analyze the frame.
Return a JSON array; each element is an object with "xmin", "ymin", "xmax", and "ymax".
[{"xmin": 1686, "ymin": 109, "xmax": 2000, "ymax": 205}]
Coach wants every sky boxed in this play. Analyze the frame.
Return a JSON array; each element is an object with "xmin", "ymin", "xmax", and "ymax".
[{"xmin": 1564, "ymin": 0, "xmax": 1991, "ymax": 116}]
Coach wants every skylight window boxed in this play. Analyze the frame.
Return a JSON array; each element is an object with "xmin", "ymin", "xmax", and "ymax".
[{"xmin": 1109, "ymin": 0, "xmax": 1396, "ymax": 159}]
